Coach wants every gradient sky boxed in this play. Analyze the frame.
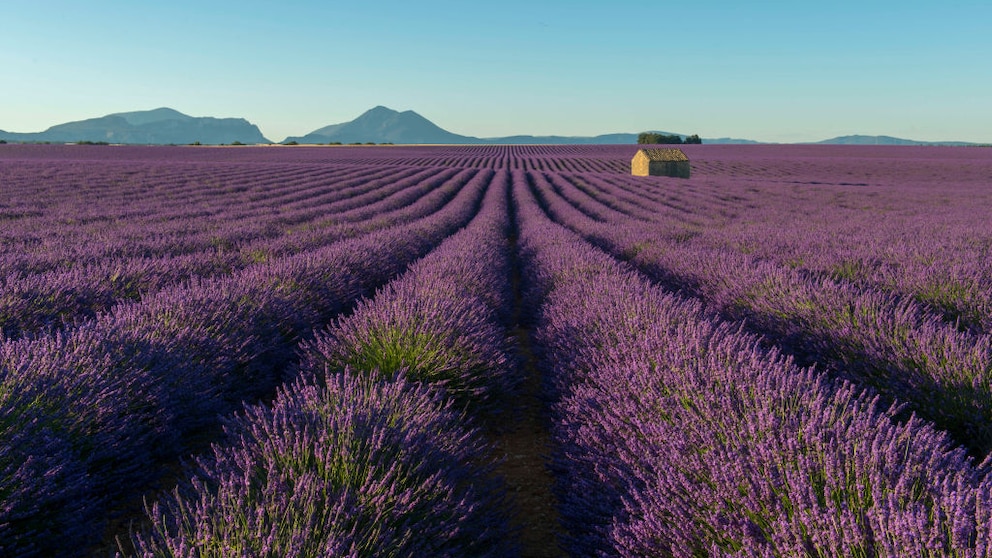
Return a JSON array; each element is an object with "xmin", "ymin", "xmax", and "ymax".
[{"xmin": 2, "ymin": 1, "xmax": 990, "ymax": 143}]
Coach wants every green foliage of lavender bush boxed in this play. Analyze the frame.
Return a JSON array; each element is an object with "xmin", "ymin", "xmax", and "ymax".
[
  {"xmin": 310, "ymin": 293, "xmax": 507, "ymax": 409},
  {"xmin": 298, "ymin": 171, "xmax": 517, "ymax": 414}
]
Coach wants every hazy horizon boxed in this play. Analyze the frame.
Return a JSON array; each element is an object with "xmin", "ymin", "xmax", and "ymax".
[{"xmin": 3, "ymin": 1, "xmax": 990, "ymax": 144}]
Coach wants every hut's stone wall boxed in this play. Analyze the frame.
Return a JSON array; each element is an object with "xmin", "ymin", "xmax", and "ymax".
[{"xmin": 631, "ymin": 148, "xmax": 691, "ymax": 178}]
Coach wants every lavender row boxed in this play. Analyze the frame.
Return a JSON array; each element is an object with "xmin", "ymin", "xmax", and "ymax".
[
  {"xmin": 0, "ymin": 162, "xmax": 418, "ymax": 276},
  {"xmin": 563, "ymin": 147, "xmax": 992, "ymax": 332},
  {"xmin": 748, "ymin": 236, "xmax": 992, "ymax": 334},
  {"xmin": 529, "ymin": 169, "xmax": 992, "ymax": 457},
  {"xmin": 0, "ymin": 166, "xmax": 472, "ymax": 340},
  {"xmin": 127, "ymin": 170, "xmax": 518, "ymax": 555},
  {"xmin": 548, "ymin": 172, "xmax": 662, "ymax": 222},
  {"xmin": 0, "ymin": 143, "xmax": 637, "ymax": 175},
  {"xmin": 512, "ymin": 170, "xmax": 992, "ymax": 556},
  {"xmin": 5, "ymin": 142, "xmax": 991, "ymax": 179},
  {"xmin": 689, "ymin": 192, "xmax": 992, "ymax": 334},
  {"xmin": 0, "ymin": 171, "xmax": 488, "ymax": 557},
  {"xmin": 3, "ymin": 160, "xmax": 446, "ymax": 273},
  {"xmin": 255, "ymin": 166, "xmax": 472, "ymax": 258},
  {"xmin": 578, "ymin": 167, "xmax": 992, "ymax": 334},
  {"xmin": 128, "ymin": 372, "xmax": 513, "ymax": 557},
  {"xmin": 2, "ymin": 164, "xmax": 467, "ymax": 336},
  {"xmin": 297, "ymin": 168, "xmax": 517, "ymax": 413},
  {"xmin": 0, "ymin": 159, "xmax": 346, "ymax": 268}
]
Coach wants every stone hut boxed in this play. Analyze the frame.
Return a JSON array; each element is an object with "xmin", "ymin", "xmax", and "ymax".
[{"xmin": 631, "ymin": 148, "xmax": 690, "ymax": 178}]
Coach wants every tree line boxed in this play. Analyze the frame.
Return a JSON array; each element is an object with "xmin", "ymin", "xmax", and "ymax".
[{"xmin": 637, "ymin": 132, "xmax": 702, "ymax": 145}]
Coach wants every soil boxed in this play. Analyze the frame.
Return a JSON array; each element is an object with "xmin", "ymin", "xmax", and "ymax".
[{"xmin": 487, "ymin": 326, "xmax": 565, "ymax": 558}]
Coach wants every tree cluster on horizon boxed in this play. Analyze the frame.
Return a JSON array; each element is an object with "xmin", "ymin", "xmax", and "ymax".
[{"xmin": 637, "ymin": 132, "xmax": 702, "ymax": 145}]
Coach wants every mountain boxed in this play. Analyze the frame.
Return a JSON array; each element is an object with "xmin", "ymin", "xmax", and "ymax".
[
  {"xmin": 815, "ymin": 134, "xmax": 976, "ymax": 146},
  {"xmin": 283, "ymin": 106, "xmax": 756, "ymax": 145},
  {"xmin": 0, "ymin": 108, "xmax": 271, "ymax": 144},
  {"xmin": 12, "ymin": 106, "xmax": 974, "ymax": 147},
  {"xmin": 284, "ymin": 106, "xmax": 475, "ymax": 144},
  {"xmin": 111, "ymin": 107, "xmax": 194, "ymax": 126}
]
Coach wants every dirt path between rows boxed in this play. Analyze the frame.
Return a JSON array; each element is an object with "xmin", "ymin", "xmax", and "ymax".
[
  {"xmin": 486, "ymin": 226, "xmax": 565, "ymax": 557},
  {"xmin": 489, "ymin": 326, "xmax": 564, "ymax": 557}
]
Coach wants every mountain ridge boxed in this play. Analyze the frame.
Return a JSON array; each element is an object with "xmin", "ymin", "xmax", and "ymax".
[
  {"xmin": 0, "ymin": 106, "xmax": 980, "ymax": 146},
  {"xmin": 0, "ymin": 108, "xmax": 270, "ymax": 144},
  {"xmin": 813, "ymin": 134, "xmax": 977, "ymax": 146},
  {"xmin": 283, "ymin": 106, "xmax": 757, "ymax": 145},
  {"xmin": 284, "ymin": 106, "xmax": 473, "ymax": 144}
]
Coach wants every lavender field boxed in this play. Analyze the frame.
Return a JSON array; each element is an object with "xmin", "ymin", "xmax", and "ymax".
[{"xmin": 2, "ymin": 142, "xmax": 992, "ymax": 557}]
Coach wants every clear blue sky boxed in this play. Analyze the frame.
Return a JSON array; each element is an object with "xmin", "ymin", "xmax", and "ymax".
[{"xmin": 2, "ymin": 1, "xmax": 990, "ymax": 143}]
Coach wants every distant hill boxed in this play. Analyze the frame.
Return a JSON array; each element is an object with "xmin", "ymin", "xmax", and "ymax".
[
  {"xmin": 5, "ymin": 106, "xmax": 977, "ymax": 147},
  {"xmin": 0, "ymin": 108, "xmax": 271, "ymax": 144},
  {"xmin": 283, "ymin": 106, "xmax": 754, "ymax": 145},
  {"xmin": 477, "ymin": 133, "xmax": 756, "ymax": 145},
  {"xmin": 284, "ymin": 106, "xmax": 475, "ymax": 144},
  {"xmin": 815, "ymin": 134, "xmax": 977, "ymax": 146}
]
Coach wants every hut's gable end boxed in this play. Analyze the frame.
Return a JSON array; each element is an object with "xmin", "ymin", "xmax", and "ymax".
[
  {"xmin": 631, "ymin": 151, "xmax": 650, "ymax": 176},
  {"xmin": 631, "ymin": 148, "xmax": 691, "ymax": 178}
]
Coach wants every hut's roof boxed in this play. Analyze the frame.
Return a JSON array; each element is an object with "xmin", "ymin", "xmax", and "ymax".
[{"xmin": 635, "ymin": 148, "xmax": 689, "ymax": 162}]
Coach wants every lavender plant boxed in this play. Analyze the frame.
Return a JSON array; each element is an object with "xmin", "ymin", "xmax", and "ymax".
[
  {"xmin": 0, "ymin": 162, "xmax": 487, "ymax": 555},
  {"xmin": 298, "ymin": 170, "xmax": 517, "ymax": 414},
  {"xmin": 529, "ymin": 162, "xmax": 992, "ymax": 457},
  {"xmin": 512, "ymin": 168, "xmax": 992, "ymax": 557},
  {"xmin": 4, "ymin": 142, "xmax": 992, "ymax": 556},
  {"xmin": 129, "ymin": 372, "xmax": 514, "ymax": 557},
  {"xmin": 0, "ymin": 165, "xmax": 476, "ymax": 340}
]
